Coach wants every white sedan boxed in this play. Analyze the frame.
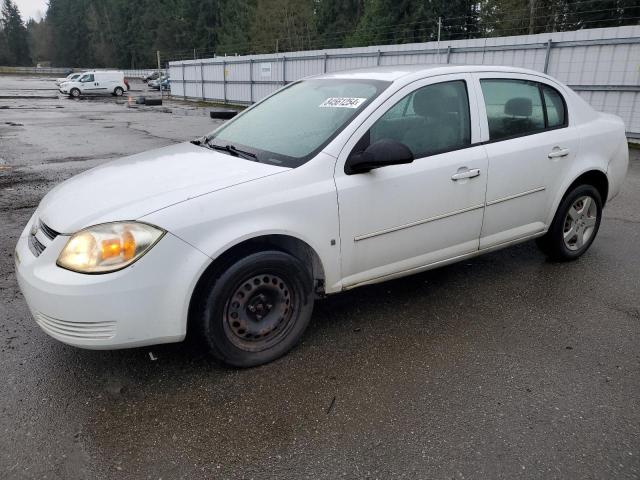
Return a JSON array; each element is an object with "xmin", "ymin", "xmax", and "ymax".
[
  {"xmin": 15, "ymin": 65, "xmax": 628, "ymax": 367},
  {"xmin": 55, "ymin": 72, "xmax": 81, "ymax": 86}
]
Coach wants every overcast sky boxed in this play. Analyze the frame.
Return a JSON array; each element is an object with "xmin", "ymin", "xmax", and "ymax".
[{"xmin": 14, "ymin": 0, "xmax": 48, "ymax": 21}]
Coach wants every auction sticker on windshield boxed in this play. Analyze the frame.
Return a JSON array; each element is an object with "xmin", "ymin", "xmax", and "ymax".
[{"xmin": 319, "ymin": 97, "xmax": 367, "ymax": 108}]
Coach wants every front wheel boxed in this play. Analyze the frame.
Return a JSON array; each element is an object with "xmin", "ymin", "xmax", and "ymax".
[
  {"xmin": 537, "ymin": 184, "xmax": 602, "ymax": 261},
  {"xmin": 69, "ymin": 88, "xmax": 80, "ymax": 98},
  {"xmin": 195, "ymin": 250, "xmax": 314, "ymax": 367},
  {"xmin": 114, "ymin": 87, "xmax": 124, "ymax": 96}
]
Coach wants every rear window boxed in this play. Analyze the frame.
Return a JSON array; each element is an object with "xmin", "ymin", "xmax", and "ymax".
[
  {"xmin": 542, "ymin": 85, "xmax": 567, "ymax": 128},
  {"xmin": 480, "ymin": 79, "xmax": 568, "ymax": 141}
]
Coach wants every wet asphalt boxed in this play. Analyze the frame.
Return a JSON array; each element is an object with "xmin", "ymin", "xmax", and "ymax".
[{"xmin": 1, "ymin": 75, "xmax": 639, "ymax": 480}]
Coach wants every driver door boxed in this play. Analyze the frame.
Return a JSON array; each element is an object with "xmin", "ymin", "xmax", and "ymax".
[{"xmin": 334, "ymin": 74, "xmax": 488, "ymax": 288}]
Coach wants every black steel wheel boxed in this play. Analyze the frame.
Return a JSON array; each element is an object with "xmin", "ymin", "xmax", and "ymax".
[
  {"xmin": 195, "ymin": 250, "xmax": 314, "ymax": 367},
  {"xmin": 223, "ymin": 272, "xmax": 298, "ymax": 352}
]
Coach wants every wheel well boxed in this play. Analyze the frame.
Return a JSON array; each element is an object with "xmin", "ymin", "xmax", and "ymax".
[
  {"xmin": 566, "ymin": 170, "xmax": 609, "ymax": 206},
  {"xmin": 187, "ymin": 235, "xmax": 326, "ymax": 336}
]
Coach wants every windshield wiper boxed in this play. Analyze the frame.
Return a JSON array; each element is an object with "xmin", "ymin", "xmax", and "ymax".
[{"xmin": 204, "ymin": 139, "xmax": 258, "ymax": 162}]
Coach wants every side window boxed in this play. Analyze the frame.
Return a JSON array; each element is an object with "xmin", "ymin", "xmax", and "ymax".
[
  {"xmin": 480, "ymin": 79, "xmax": 545, "ymax": 141},
  {"xmin": 80, "ymin": 74, "xmax": 94, "ymax": 82},
  {"xmin": 368, "ymin": 80, "xmax": 471, "ymax": 158},
  {"xmin": 542, "ymin": 85, "xmax": 567, "ymax": 128}
]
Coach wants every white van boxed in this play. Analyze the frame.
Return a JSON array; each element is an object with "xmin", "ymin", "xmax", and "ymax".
[{"xmin": 60, "ymin": 71, "xmax": 128, "ymax": 98}]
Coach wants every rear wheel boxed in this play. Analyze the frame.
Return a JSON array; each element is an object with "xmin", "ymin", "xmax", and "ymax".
[
  {"xmin": 69, "ymin": 88, "xmax": 80, "ymax": 98},
  {"xmin": 195, "ymin": 250, "xmax": 314, "ymax": 367},
  {"xmin": 536, "ymin": 184, "xmax": 602, "ymax": 261},
  {"xmin": 114, "ymin": 87, "xmax": 124, "ymax": 96}
]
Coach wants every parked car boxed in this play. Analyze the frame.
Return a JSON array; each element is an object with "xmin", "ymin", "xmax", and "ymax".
[
  {"xmin": 149, "ymin": 76, "xmax": 170, "ymax": 91},
  {"xmin": 143, "ymin": 71, "xmax": 160, "ymax": 83},
  {"xmin": 55, "ymin": 72, "xmax": 81, "ymax": 86},
  {"xmin": 148, "ymin": 75, "xmax": 169, "ymax": 90},
  {"xmin": 60, "ymin": 70, "xmax": 128, "ymax": 97},
  {"xmin": 16, "ymin": 65, "xmax": 628, "ymax": 367}
]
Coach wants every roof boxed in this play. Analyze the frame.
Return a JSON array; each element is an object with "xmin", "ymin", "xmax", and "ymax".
[{"xmin": 314, "ymin": 64, "xmax": 548, "ymax": 82}]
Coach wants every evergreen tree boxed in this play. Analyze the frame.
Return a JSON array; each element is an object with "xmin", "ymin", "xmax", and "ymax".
[
  {"xmin": 47, "ymin": 0, "xmax": 92, "ymax": 66},
  {"xmin": 249, "ymin": 0, "xmax": 315, "ymax": 53},
  {"xmin": 26, "ymin": 18, "xmax": 53, "ymax": 65},
  {"xmin": 21, "ymin": 0, "xmax": 640, "ymax": 68},
  {"xmin": 1, "ymin": 0, "xmax": 31, "ymax": 65},
  {"xmin": 315, "ymin": 0, "xmax": 364, "ymax": 48}
]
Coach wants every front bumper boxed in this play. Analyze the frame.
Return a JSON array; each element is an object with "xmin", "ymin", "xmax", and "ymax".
[{"xmin": 15, "ymin": 215, "xmax": 211, "ymax": 349}]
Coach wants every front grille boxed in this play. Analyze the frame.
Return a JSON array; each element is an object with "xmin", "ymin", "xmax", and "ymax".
[
  {"xmin": 28, "ymin": 219, "xmax": 59, "ymax": 257},
  {"xmin": 35, "ymin": 312, "xmax": 116, "ymax": 340},
  {"xmin": 39, "ymin": 220, "xmax": 59, "ymax": 240},
  {"xmin": 28, "ymin": 233, "xmax": 46, "ymax": 256}
]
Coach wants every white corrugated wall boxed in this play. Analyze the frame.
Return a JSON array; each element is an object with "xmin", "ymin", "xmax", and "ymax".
[{"xmin": 169, "ymin": 26, "xmax": 640, "ymax": 137}]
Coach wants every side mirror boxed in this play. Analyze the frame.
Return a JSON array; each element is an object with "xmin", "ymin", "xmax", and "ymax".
[{"xmin": 345, "ymin": 138, "xmax": 414, "ymax": 175}]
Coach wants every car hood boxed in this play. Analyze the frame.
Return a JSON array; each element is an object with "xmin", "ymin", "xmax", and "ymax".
[{"xmin": 37, "ymin": 142, "xmax": 289, "ymax": 233}]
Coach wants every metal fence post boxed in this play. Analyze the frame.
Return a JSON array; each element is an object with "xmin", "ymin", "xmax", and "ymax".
[
  {"xmin": 323, "ymin": 53, "xmax": 328, "ymax": 73},
  {"xmin": 200, "ymin": 62, "xmax": 205, "ymax": 100},
  {"xmin": 543, "ymin": 39, "xmax": 553, "ymax": 73},
  {"xmin": 376, "ymin": 49, "xmax": 381, "ymax": 66},
  {"xmin": 446, "ymin": 46, "xmax": 451, "ymax": 64},
  {"xmin": 223, "ymin": 59, "xmax": 227, "ymax": 103},
  {"xmin": 182, "ymin": 63, "xmax": 186, "ymax": 100},
  {"xmin": 249, "ymin": 59, "xmax": 254, "ymax": 103},
  {"xmin": 282, "ymin": 55, "xmax": 286, "ymax": 85},
  {"xmin": 156, "ymin": 51, "xmax": 162, "ymax": 99}
]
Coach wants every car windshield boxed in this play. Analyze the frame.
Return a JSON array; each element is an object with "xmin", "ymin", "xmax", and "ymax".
[{"xmin": 206, "ymin": 78, "xmax": 390, "ymax": 167}]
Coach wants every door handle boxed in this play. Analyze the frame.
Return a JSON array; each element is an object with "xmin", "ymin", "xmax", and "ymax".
[
  {"xmin": 548, "ymin": 147, "xmax": 570, "ymax": 158},
  {"xmin": 451, "ymin": 168, "xmax": 480, "ymax": 181}
]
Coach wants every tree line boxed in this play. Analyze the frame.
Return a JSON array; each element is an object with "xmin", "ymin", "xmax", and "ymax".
[{"xmin": 1, "ymin": 0, "xmax": 638, "ymax": 68}]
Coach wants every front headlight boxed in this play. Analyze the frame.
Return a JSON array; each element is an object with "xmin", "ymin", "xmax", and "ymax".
[{"xmin": 57, "ymin": 222, "xmax": 165, "ymax": 274}]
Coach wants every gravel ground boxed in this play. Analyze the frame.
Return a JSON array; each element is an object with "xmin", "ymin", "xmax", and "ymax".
[{"xmin": 1, "ymin": 75, "xmax": 639, "ymax": 480}]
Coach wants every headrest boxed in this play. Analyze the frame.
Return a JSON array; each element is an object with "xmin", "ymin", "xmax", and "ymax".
[
  {"xmin": 504, "ymin": 97, "xmax": 532, "ymax": 116},
  {"xmin": 412, "ymin": 88, "xmax": 450, "ymax": 117}
]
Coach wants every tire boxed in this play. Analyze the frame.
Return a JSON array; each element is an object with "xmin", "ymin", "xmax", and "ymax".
[
  {"xmin": 69, "ymin": 88, "xmax": 80, "ymax": 98},
  {"xmin": 114, "ymin": 87, "xmax": 124, "ymax": 96},
  {"xmin": 536, "ymin": 184, "xmax": 602, "ymax": 261},
  {"xmin": 195, "ymin": 250, "xmax": 314, "ymax": 367},
  {"xmin": 144, "ymin": 98, "xmax": 162, "ymax": 106},
  {"xmin": 210, "ymin": 110, "xmax": 238, "ymax": 120}
]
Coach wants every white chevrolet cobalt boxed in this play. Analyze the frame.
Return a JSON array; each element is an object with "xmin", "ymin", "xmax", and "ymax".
[{"xmin": 16, "ymin": 65, "xmax": 628, "ymax": 366}]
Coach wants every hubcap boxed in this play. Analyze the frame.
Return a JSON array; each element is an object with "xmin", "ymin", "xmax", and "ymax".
[
  {"xmin": 223, "ymin": 273, "xmax": 295, "ymax": 351},
  {"xmin": 563, "ymin": 195, "xmax": 597, "ymax": 251}
]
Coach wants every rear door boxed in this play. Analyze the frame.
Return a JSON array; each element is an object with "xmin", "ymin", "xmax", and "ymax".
[{"xmin": 474, "ymin": 73, "xmax": 580, "ymax": 248}]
